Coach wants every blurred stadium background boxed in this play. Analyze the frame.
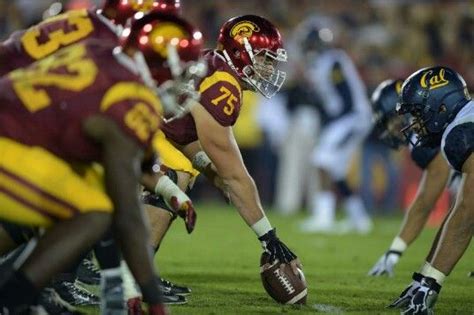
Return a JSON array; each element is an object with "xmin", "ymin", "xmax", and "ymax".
[
  {"xmin": 1, "ymin": 0, "xmax": 473, "ymax": 220},
  {"xmin": 1, "ymin": 1, "xmax": 473, "ymax": 313}
]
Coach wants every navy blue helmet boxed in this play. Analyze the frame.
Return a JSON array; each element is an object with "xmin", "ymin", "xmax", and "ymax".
[
  {"xmin": 371, "ymin": 79, "xmax": 406, "ymax": 149},
  {"xmin": 396, "ymin": 66, "xmax": 471, "ymax": 147}
]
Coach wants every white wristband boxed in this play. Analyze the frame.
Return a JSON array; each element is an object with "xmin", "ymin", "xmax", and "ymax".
[
  {"xmin": 251, "ymin": 216, "xmax": 273, "ymax": 237},
  {"xmin": 192, "ymin": 151, "xmax": 212, "ymax": 172},
  {"xmin": 389, "ymin": 236, "xmax": 407, "ymax": 253},
  {"xmin": 423, "ymin": 264, "xmax": 446, "ymax": 285}
]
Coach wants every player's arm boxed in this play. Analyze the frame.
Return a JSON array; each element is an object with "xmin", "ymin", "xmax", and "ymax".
[
  {"xmin": 397, "ymin": 152, "xmax": 451, "ymax": 246},
  {"xmin": 83, "ymin": 115, "xmax": 163, "ymax": 304},
  {"xmin": 369, "ymin": 152, "xmax": 451, "ymax": 276},
  {"xmin": 191, "ymin": 103, "xmax": 301, "ymax": 271}
]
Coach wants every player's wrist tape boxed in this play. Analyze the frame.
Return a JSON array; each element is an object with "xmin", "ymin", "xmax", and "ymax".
[
  {"xmin": 389, "ymin": 236, "xmax": 407, "ymax": 253},
  {"xmin": 154, "ymin": 175, "xmax": 178, "ymax": 197},
  {"xmin": 192, "ymin": 151, "xmax": 212, "ymax": 172},
  {"xmin": 423, "ymin": 264, "xmax": 446, "ymax": 285},
  {"xmin": 252, "ymin": 216, "xmax": 273, "ymax": 238}
]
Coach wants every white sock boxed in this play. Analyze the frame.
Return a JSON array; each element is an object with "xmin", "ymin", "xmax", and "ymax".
[
  {"xmin": 389, "ymin": 236, "xmax": 408, "ymax": 253},
  {"xmin": 344, "ymin": 195, "xmax": 370, "ymax": 223},
  {"xmin": 310, "ymin": 191, "xmax": 336, "ymax": 225},
  {"xmin": 120, "ymin": 261, "xmax": 142, "ymax": 299}
]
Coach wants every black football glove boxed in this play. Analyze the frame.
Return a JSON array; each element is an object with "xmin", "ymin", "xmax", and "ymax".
[
  {"xmin": 401, "ymin": 277, "xmax": 441, "ymax": 315},
  {"xmin": 258, "ymin": 229, "xmax": 297, "ymax": 264},
  {"xmin": 388, "ymin": 272, "xmax": 423, "ymax": 309}
]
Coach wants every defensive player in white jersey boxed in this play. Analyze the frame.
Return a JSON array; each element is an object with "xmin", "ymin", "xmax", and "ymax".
[{"xmin": 295, "ymin": 17, "xmax": 373, "ymax": 234}]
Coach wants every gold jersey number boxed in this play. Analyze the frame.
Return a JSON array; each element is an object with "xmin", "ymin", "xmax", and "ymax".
[
  {"xmin": 21, "ymin": 9, "xmax": 94, "ymax": 60},
  {"xmin": 9, "ymin": 44, "xmax": 98, "ymax": 112}
]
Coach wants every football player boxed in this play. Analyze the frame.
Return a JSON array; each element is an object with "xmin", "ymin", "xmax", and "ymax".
[
  {"xmin": 391, "ymin": 66, "xmax": 473, "ymax": 314},
  {"xmin": 367, "ymin": 79, "xmax": 458, "ymax": 277},
  {"xmin": 143, "ymin": 15, "xmax": 302, "ymax": 293},
  {"xmin": 0, "ymin": 0, "xmax": 177, "ymax": 76},
  {"xmin": 294, "ymin": 16, "xmax": 373, "ymax": 234},
  {"xmin": 0, "ymin": 0, "xmax": 194, "ymax": 308},
  {"xmin": 0, "ymin": 12, "xmax": 203, "ymax": 315}
]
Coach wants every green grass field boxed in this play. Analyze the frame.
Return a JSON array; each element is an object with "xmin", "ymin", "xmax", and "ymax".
[{"xmin": 87, "ymin": 202, "xmax": 473, "ymax": 314}]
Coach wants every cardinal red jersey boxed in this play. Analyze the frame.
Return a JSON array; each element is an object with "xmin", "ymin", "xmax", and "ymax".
[
  {"xmin": 0, "ymin": 40, "xmax": 162, "ymax": 163},
  {"xmin": 0, "ymin": 9, "xmax": 119, "ymax": 76},
  {"xmin": 161, "ymin": 50, "xmax": 243, "ymax": 145}
]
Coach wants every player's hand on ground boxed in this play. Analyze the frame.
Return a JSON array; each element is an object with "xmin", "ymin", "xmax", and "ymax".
[
  {"xmin": 259, "ymin": 229, "xmax": 300, "ymax": 275},
  {"xmin": 368, "ymin": 250, "xmax": 401, "ymax": 277},
  {"xmin": 401, "ymin": 277, "xmax": 440, "ymax": 315},
  {"xmin": 169, "ymin": 196, "xmax": 197, "ymax": 234},
  {"xmin": 388, "ymin": 273, "xmax": 424, "ymax": 309}
]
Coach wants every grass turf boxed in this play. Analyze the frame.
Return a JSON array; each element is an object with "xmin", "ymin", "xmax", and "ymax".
[{"xmin": 84, "ymin": 202, "xmax": 473, "ymax": 314}]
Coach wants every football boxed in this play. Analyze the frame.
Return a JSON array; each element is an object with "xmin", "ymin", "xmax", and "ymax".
[{"xmin": 260, "ymin": 253, "xmax": 307, "ymax": 304}]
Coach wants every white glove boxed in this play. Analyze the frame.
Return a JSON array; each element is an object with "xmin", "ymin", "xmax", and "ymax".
[{"xmin": 368, "ymin": 250, "xmax": 402, "ymax": 277}]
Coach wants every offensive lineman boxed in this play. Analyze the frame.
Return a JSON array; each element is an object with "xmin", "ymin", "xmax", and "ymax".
[
  {"xmin": 142, "ymin": 15, "xmax": 303, "ymax": 293},
  {"xmin": 0, "ymin": 11, "xmax": 204, "ymax": 314},
  {"xmin": 0, "ymin": 0, "xmax": 194, "ymax": 309}
]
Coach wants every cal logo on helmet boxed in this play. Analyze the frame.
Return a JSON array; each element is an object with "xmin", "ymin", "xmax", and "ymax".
[
  {"xmin": 149, "ymin": 22, "xmax": 187, "ymax": 58},
  {"xmin": 420, "ymin": 68, "xmax": 449, "ymax": 90},
  {"xmin": 230, "ymin": 21, "xmax": 260, "ymax": 42}
]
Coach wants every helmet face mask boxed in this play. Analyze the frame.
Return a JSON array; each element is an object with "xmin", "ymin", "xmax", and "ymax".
[
  {"xmin": 158, "ymin": 45, "xmax": 207, "ymax": 122},
  {"xmin": 374, "ymin": 112, "xmax": 408, "ymax": 149},
  {"xmin": 241, "ymin": 45, "xmax": 287, "ymax": 98}
]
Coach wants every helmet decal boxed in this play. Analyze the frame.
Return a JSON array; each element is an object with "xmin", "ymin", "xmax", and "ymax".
[
  {"xmin": 230, "ymin": 21, "xmax": 260, "ymax": 42},
  {"xmin": 149, "ymin": 23, "xmax": 187, "ymax": 58},
  {"xmin": 129, "ymin": 0, "xmax": 157, "ymax": 12},
  {"xmin": 395, "ymin": 80, "xmax": 403, "ymax": 95},
  {"xmin": 420, "ymin": 68, "xmax": 449, "ymax": 90}
]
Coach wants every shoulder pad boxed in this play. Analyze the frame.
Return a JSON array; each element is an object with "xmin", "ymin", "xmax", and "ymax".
[
  {"xmin": 442, "ymin": 122, "xmax": 474, "ymax": 172},
  {"xmin": 198, "ymin": 69, "xmax": 242, "ymax": 127}
]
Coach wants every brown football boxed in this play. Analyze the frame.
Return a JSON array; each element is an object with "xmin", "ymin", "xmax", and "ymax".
[{"xmin": 260, "ymin": 253, "xmax": 307, "ymax": 304}]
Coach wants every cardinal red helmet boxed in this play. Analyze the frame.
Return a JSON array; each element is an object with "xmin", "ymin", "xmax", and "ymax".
[
  {"xmin": 217, "ymin": 15, "xmax": 287, "ymax": 98},
  {"xmin": 122, "ymin": 12, "xmax": 206, "ymax": 121},
  {"xmin": 101, "ymin": 0, "xmax": 161, "ymax": 25}
]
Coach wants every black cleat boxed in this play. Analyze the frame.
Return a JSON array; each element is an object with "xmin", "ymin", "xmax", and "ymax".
[
  {"xmin": 76, "ymin": 257, "xmax": 101, "ymax": 286},
  {"xmin": 468, "ymin": 271, "xmax": 474, "ymax": 278},
  {"xmin": 53, "ymin": 281, "xmax": 100, "ymax": 306},
  {"xmin": 160, "ymin": 278, "xmax": 191, "ymax": 296},
  {"xmin": 163, "ymin": 292, "xmax": 187, "ymax": 305},
  {"xmin": 39, "ymin": 287, "xmax": 82, "ymax": 314}
]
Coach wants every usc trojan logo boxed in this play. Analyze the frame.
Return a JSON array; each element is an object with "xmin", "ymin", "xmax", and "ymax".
[
  {"xmin": 149, "ymin": 23, "xmax": 187, "ymax": 58},
  {"xmin": 230, "ymin": 21, "xmax": 260, "ymax": 42},
  {"xmin": 129, "ymin": 0, "xmax": 156, "ymax": 12},
  {"xmin": 420, "ymin": 68, "xmax": 449, "ymax": 90}
]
